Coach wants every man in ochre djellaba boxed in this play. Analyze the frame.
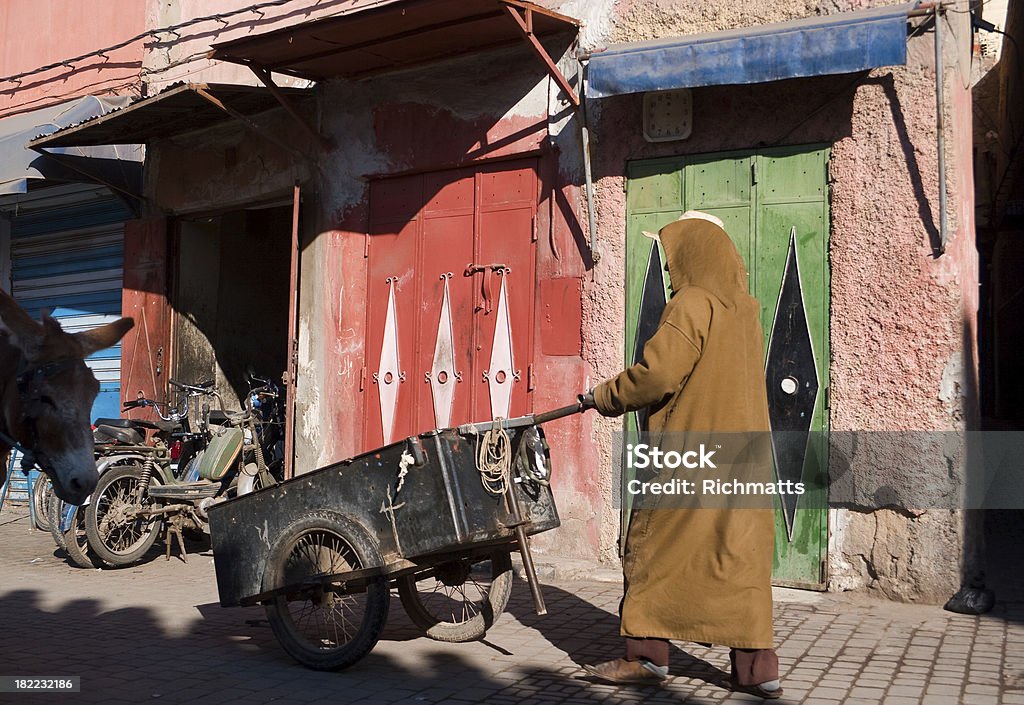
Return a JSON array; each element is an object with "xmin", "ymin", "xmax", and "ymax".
[{"xmin": 582, "ymin": 212, "xmax": 783, "ymax": 699}]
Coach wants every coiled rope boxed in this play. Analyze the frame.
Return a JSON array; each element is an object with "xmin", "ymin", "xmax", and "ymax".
[{"xmin": 476, "ymin": 422, "xmax": 512, "ymax": 496}]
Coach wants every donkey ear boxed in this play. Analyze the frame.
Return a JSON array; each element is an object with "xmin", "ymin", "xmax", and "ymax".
[
  {"xmin": 73, "ymin": 318, "xmax": 135, "ymax": 358},
  {"xmin": 41, "ymin": 310, "xmax": 64, "ymax": 337},
  {"xmin": 0, "ymin": 289, "xmax": 43, "ymax": 353}
]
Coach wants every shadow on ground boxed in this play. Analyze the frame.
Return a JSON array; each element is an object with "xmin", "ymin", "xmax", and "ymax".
[{"xmin": 0, "ymin": 578, "xmax": 748, "ymax": 705}]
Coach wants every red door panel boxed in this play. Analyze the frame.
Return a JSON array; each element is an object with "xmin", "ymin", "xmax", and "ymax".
[
  {"xmin": 418, "ymin": 213, "xmax": 475, "ymax": 430},
  {"xmin": 365, "ymin": 220, "xmax": 419, "ymax": 449},
  {"xmin": 474, "ymin": 206, "xmax": 535, "ymax": 422},
  {"xmin": 121, "ymin": 218, "xmax": 170, "ymax": 421},
  {"xmin": 364, "ymin": 160, "xmax": 537, "ymax": 451}
]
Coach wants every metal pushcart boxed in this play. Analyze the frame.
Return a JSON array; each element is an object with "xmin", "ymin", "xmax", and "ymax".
[{"xmin": 208, "ymin": 400, "xmax": 586, "ymax": 670}]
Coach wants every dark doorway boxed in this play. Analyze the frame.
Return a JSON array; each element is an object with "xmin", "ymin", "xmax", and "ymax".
[{"xmin": 172, "ymin": 205, "xmax": 292, "ymax": 411}]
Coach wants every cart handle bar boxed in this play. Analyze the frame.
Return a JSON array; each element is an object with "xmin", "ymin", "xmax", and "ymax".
[{"xmin": 457, "ymin": 394, "xmax": 593, "ymax": 435}]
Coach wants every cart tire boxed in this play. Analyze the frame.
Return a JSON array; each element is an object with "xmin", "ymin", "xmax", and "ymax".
[
  {"xmin": 49, "ymin": 499, "xmax": 101, "ymax": 569},
  {"xmin": 84, "ymin": 464, "xmax": 163, "ymax": 567},
  {"xmin": 263, "ymin": 511, "xmax": 389, "ymax": 671},
  {"xmin": 397, "ymin": 550, "xmax": 513, "ymax": 642},
  {"xmin": 32, "ymin": 474, "xmax": 56, "ymax": 532}
]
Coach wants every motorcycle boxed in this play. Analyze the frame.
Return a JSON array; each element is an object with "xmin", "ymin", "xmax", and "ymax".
[
  {"xmin": 84, "ymin": 372, "xmax": 282, "ymax": 567},
  {"xmin": 47, "ymin": 380, "xmax": 215, "ymax": 568}
]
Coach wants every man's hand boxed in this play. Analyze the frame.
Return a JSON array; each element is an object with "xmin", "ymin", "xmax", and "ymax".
[{"xmin": 578, "ymin": 390, "xmax": 596, "ymax": 410}]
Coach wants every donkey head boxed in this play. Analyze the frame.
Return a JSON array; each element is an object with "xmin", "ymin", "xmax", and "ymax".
[{"xmin": 0, "ymin": 292, "xmax": 133, "ymax": 505}]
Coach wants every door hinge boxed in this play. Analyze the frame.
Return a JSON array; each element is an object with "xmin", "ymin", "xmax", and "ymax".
[
  {"xmin": 527, "ymin": 364, "xmax": 536, "ymax": 392},
  {"xmin": 750, "ymin": 161, "xmax": 757, "ymax": 186},
  {"xmin": 359, "ymin": 366, "xmax": 367, "ymax": 392},
  {"xmin": 531, "ymin": 213, "xmax": 538, "ymax": 242},
  {"xmin": 364, "ymin": 233, "xmax": 369, "ymax": 259}
]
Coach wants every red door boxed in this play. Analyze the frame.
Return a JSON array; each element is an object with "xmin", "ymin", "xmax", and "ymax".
[
  {"xmin": 364, "ymin": 160, "xmax": 537, "ymax": 450},
  {"xmin": 120, "ymin": 217, "xmax": 170, "ymax": 420}
]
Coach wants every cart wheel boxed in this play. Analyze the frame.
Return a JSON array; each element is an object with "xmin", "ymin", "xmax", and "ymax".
[
  {"xmin": 263, "ymin": 511, "xmax": 389, "ymax": 671},
  {"xmin": 396, "ymin": 550, "xmax": 513, "ymax": 642}
]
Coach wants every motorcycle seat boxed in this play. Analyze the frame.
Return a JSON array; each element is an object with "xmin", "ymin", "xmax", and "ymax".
[
  {"xmin": 130, "ymin": 419, "xmax": 180, "ymax": 433},
  {"xmin": 94, "ymin": 417, "xmax": 132, "ymax": 428},
  {"xmin": 94, "ymin": 424, "xmax": 145, "ymax": 446}
]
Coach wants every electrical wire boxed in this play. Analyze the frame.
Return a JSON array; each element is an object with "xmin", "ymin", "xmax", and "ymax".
[{"xmin": 0, "ymin": 0, "xmax": 394, "ymax": 87}]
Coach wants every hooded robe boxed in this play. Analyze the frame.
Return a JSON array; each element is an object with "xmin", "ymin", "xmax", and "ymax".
[{"xmin": 594, "ymin": 216, "xmax": 774, "ymax": 649}]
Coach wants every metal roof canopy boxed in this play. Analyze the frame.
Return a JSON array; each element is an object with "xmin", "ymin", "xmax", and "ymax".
[
  {"xmin": 208, "ymin": 0, "xmax": 580, "ymax": 103},
  {"xmin": 29, "ymin": 83, "xmax": 309, "ymax": 149},
  {"xmin": 1, "ymin": 96, "xmax": 141, "ymax": 196},
  {"xmin": 586, "ymin": 2, "xmax": 918, "ymax": 98}
]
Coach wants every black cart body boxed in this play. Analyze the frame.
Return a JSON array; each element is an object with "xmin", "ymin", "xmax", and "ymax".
[{"xmin": 210, "ymin": 424, "xmax": 559, "ymax": 607}]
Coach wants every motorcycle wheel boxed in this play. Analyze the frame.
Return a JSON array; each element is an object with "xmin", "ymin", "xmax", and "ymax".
[
  {"xmin": 396, "ymin": 550, "xmax": 513, "ymax": 642},
  {"xmin": 32, "ymin": 475, "xmax": 56, "ymax": 533},
  {"xmin": 84, "ymin": 464, "xmax": 163, "ymax": 567},
  {"xmin": 48, "ymin": 499, "xmax": 101, "ymax": 569},
  {"xmin": 263, "ymin": 511, "xmax": 388, "ymax": 671}
]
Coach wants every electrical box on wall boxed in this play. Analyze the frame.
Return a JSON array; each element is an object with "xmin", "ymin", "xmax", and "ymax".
[{"xmin": 643, "ymin": 88, "xmax": 693, "ymax": 142}]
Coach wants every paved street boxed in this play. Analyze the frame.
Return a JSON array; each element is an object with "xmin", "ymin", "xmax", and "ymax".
[{"xmin": 0, "ymin": 505, "xmax": 1021, "ymax": 705}]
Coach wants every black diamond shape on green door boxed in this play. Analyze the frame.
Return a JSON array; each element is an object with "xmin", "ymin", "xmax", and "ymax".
[
  {"xmin": 634, "ymin": 240, "xmax": 667, "ymax": 433},
  {"xmin": 765, "ymin": 228, "xmax": 819, "ymax": 540}
]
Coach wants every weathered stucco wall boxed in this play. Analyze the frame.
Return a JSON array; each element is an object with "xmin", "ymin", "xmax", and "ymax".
[
  {"xmin": 581, "ymin": 1, "xmax": 981, "ymax": 599},
  {"xmin": 146, "ymin": 106, "xmax": 311, "ymax": 215}
]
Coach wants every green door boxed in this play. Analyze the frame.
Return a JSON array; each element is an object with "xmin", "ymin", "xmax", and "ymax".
[{"xmin": 624, "ymin": 146, "xmax": 830, "ymax": 587}]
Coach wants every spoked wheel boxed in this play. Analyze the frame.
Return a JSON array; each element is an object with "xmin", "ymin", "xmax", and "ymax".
[
  {"xmin": 48, "ymin": 499, "xmax": 100, "ymax": 569},
  {"xmin": 31, "ymin": 475, "xmax": 56, "ymax": 532},
  {"xmin": 84, "ymin": 464, "xmax": 163, "ymax": 567},
  {"xmin": 263, "ymin": 511, "xmax": 389, "ymax": 671},
  {"xmin": 397, "ymin": 550, "xmax": 513, "ymax": 642}
]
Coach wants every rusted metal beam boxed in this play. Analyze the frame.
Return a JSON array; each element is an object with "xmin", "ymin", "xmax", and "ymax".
[
  {"xmin": 502, "ymin": 3, "xmax": 580, "ymax": 107},
  {"xmin": 250, "ymin": 66, "xmax": 334, "ymax": 153},
  {"xmin": 193, "ymin": 86, "xmax": 314, "ymax": 163}
]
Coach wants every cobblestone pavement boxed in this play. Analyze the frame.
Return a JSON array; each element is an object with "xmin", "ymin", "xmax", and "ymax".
[{"xmin": 1, "ymin": 506, "xmax": 1022, "ymax": 705}]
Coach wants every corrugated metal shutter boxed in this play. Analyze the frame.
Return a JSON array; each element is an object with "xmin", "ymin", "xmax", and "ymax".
[{"xmin": 10, "ymin": 185, "xmax": 131, "ymax": 423}]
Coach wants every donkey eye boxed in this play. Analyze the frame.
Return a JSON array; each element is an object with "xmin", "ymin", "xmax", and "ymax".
[{"xmin": 38, "ymin": 395, "xmax": 57, "ymax": 409}]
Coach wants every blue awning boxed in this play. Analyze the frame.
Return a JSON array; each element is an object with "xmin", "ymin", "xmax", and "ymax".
[
  {"xmin": 0, "ymin": 96, "xmax": 142, "ymax": 196},
  {"xmin": 586, "ymin": 3, "xmax": 917, "ymax": 98}
]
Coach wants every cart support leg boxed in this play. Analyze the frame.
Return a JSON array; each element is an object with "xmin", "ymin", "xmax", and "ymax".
[
  {"xmin": 504, "ymin": 479, "xmax": 547, "ymax": 615},
  {"xmin": 515, "ymin": 524, "xmax": 547, "ymax": 615}
]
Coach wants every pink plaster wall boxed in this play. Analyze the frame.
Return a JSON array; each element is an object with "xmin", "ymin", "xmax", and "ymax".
[
  {"xmin": 0, "ymin": 0, "xmax": 146, "ymax": 116},
  {"xmin": 581, "ymin": 2, "xmax": 981, "ymax": 598}
]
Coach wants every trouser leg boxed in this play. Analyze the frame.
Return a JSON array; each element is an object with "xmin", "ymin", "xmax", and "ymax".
[
  {"xmin": 729, "ymin": 648, "xmax": 779, "ymax": 686},
  {"xmin": 624, "ymin": 637, "xmax": 670, "ymax": 667}
]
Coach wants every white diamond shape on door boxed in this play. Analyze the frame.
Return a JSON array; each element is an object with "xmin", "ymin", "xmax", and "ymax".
[
  {"xmin": 376, "ymin": 276, "xmax": 404, "ymax": 444},
  {"xmin": 486, "ymin": 272, "xmax": 518, "ymax": 419},
  {"xmin": 429, "ymin": 273, "xmax": 461, "ymax": 428}
]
